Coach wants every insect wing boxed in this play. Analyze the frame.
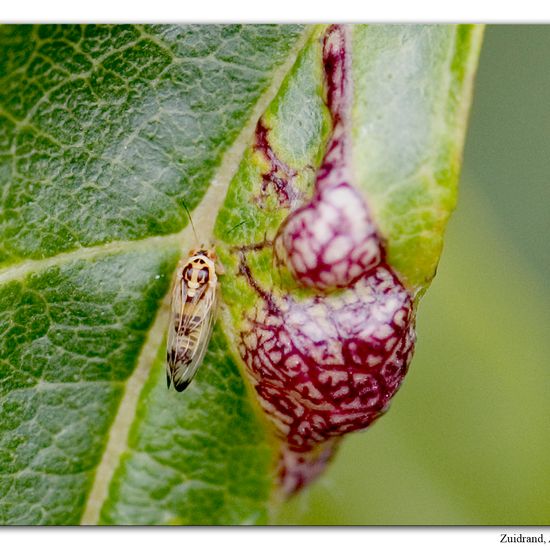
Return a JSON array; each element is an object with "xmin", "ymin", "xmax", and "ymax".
[
  {"xmin": 166, "ymin": 274, "xmax": 217, "ymax": 392},
  {"xmin": 180, "ymin": 286, "xmax": 218, "ymax": 388},
  {"xmin": 166, "ymin": 276, "xmax": 184, "ymax": 386}
]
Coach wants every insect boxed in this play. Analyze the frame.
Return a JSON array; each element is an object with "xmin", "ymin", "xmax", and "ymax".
[{"xmin": 166, "ymin": 246, "xmax": 220, "ymax": 392}]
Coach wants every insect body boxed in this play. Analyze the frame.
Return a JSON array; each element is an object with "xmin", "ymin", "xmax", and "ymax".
[{"xmin": 166, "ymin": 248, "xmax": 219, "ymax": 392}]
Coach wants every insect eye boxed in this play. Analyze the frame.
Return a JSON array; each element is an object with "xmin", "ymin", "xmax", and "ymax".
[
  {"xmin": 183, "ymin": 266, "xmax": 193, "ymax": 281},
  {"xmin": 197, "ymin": 268, "xmax": 209, "ymax": 284}
]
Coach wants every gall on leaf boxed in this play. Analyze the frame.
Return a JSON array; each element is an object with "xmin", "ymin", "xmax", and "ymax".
[
  {"xmin": 238, "ymin": 262, "xmax": 416, "ymax": 494},
  {"xmin": 220, "ymin": 25, "xmax": 417, "ymax": 496}
]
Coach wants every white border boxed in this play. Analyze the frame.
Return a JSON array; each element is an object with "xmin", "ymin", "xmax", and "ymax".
[
  {"xmin": 3, "ymin": 0, "xmax": 550, "ymax": 23},
  {"xmin": 2, "ymin": 527, "xmax": 550, "ymax": 550}
]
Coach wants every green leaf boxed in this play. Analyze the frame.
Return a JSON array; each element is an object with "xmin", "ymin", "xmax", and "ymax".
[
  {"xmin": 351, "ymin": 25, "xmax": 484, "ymax": 290},
  {"xmin": 0, "ymin": 24, "xmax": 482, "ymax": 525},
  {"xmin": 0, "ymin": 247, "xmax": 176, "ymax": 524},
  {"xmin": 99, "ymin": 325, "xmax": 275, "ymax": 525}
]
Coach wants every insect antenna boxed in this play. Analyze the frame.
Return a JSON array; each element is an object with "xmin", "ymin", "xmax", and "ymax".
[{"xmin": 182, "ymin": 199, "xmax": 200, "ymax": 248}]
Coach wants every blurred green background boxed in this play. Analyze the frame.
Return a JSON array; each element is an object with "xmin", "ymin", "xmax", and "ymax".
[{"xmin": 277, "ymin": 25, "xmax": 550, "ymax": 525}]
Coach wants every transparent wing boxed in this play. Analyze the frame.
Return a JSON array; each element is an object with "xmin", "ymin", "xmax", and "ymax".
[
  {"xmin": 173, "ymin": 286, "xmax": 218, "ymax": 391},
  {"xmin": 166, "ymin": 278, "xmax": 217, "ymax": 392},
  {"xmin": 166, "ymin": 275, "xmax": 184, "ymax": 386}
]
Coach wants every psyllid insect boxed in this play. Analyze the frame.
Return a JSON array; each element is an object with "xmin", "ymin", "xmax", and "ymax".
[{"xmin": 166, "ymin": 247, "xmax": 220, "ymax": 392}]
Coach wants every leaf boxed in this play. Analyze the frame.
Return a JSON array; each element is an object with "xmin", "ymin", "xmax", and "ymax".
[
  {"xmin": 0, "ymin": 247, "xmax": 176, "ymax": 524},
  {"xmin": 0, "ymin": 24, "xmax": 483, "ymax": 525},
  {"xmin": 351, "ymin": 25, "xmax": 484, "ymax": 290},
  {"xmin": 99, "ymin": 325, "xmax": 275, "ymax": 525}
]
